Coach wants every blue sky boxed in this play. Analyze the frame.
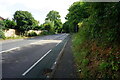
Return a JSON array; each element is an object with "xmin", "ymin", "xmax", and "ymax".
[{"xmin": 0, "ymin": 0, "xmax": 79, "ymax": 23}]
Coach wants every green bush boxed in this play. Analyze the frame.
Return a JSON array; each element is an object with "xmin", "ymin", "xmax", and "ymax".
[
  {"xmin": 27, "ymin": 31, "xmax": 37, "ymax": 37},
  {"xmin": 0, "ymin": 30, "xmax": 5, "ymax": 39},
  {"xmin": 40, "ymin": 31, "xmax": 48, "ymax": 35}
]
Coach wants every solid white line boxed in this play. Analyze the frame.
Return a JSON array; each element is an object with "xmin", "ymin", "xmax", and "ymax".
[
  {"xmin": 51, "ymin": 40, "xmax": 68, "ymax": 70},
  {"xmin": 0, "ymin": 47, "xmax": 20, "ymax": 53},
  {"xmin": 22, "ymin": 49, "xmax": 52, "ymax": 76},
  {"xmin": 55, "ymin": 42, "xmax": 60, "ymax": 46}
]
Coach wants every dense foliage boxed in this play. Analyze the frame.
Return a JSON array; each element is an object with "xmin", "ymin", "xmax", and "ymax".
[
  {"xmin": 65, "ymin": 2, "xmax": 90, "ymax": 32},
  {"xmin": 4, "ymin": 19, "xmax": 16, "ymax": 29},
  {"xmin": 27, "ymin": 31, "xmax": 37, "ymax": 37},
  {"xmin": 45, "ymin": 10, "xmax": 62, "ymax": 33},
  {"xmin": 13, "ymin": 10, "xmax": 39, "ymax": 33},
  {"xmin": 0, "ymin": 20, "xmax": 5, "ymax": 29},
  {"xmin": 69, "ymin": 2, "xmax": 120, "ymax": 79},
  {"xmin": 43, "ymin": 19, "xmax": 54, "ymax": 33},
  {"xmin": 0, "ymin": 20, "xmax": 5, "ymax": 39},
  {"xmin": 62, "ymin": 21, "xmax": 70, "ymax": 33}
]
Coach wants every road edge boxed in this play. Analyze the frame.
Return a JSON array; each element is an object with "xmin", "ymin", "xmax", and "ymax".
[{"xmin": 47, "ymin": 36, "xmax": 69, "ymax": 78}]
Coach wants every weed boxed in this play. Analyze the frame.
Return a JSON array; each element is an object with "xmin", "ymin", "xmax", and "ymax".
[
  {"xmin": 98, "ymin": 61, "xmax": 109, "ymax": 70},
  {"xmin": 81, "ymin": 59, "xmax": 89, "ymax": 66}
]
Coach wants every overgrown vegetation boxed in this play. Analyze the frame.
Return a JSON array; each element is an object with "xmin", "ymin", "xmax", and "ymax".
[
  {"xmin": 67, "ymin": 2, "xmax": 120, "ymax": 79},
  {"xmin": 27, "ymin": 31, "xmax": 38, "ymax": 37}
]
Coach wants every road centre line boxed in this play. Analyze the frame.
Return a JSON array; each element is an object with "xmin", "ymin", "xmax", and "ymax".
[
  {"xmin": 1, "ymin": 40, "xmax": 54, "ymax": 54},
  {"xmin": 0, "ymin": 41, "xmax": 42, "ymax": 54},
  {"xmin": 0, "ymin": 39, "xmax": 59, "ymax": 54},
  {"xmin": 0, "ymin": 47, "xmax": 20, "ymax": 54},
  {"xmin": 1, "ymin": 34, "xmax": 66, "ymax": 54},
  {"xmin": 22, "ymin": 49, "xmax": 52, "ymax": 76}
]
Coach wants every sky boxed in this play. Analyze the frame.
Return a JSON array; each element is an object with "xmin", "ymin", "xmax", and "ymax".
[{"xmin": 0, "ymin": 0, "xmax": 79, "ymax": 24}]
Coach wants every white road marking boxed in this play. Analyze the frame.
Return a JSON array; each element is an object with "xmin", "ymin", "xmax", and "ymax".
[
  {"xmin": 1, "ymin": 34, "xmax": 67, "ymax": 54},
  {"xmin": 51, "ymin": 40, "xmax": 68, "ymax": 70},
  {"xmin": 0, "ymin": 34, "xmax": 68, "ymax": 78},
  {"xmin": 1, "ymin": 40, "xmax": 61, "ymax": 54},
  {"xmin": 55, "ymin": 43, "xmax": 60, "ymax": 46},
  {"xmin": 22, "ymin": 49, "xmax": 52, "ymax": 76},
  {"xmin": 0, "ymin": 47, "xmax": 20, "ymax": 53}
]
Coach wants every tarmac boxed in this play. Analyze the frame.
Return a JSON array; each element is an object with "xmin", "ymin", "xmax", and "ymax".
[{"xmin": 52, "ymin": 36, "xmax": 78, "ymax": 78}]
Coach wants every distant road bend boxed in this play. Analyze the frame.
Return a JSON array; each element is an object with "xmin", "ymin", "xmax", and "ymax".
[{"xmin": 1, "ymin": 33, "xmax": 69, "ymax": 78}]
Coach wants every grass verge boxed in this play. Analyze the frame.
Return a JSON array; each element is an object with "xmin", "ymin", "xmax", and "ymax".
[
  {"xmin": 0, "ymin": 36, "xmax": 29, "ymax": 41},
  {"xmin": 72, "ymin": 33, "xmax": 120, "ymax": 79}
]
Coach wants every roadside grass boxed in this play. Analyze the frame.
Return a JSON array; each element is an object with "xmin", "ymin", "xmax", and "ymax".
[
  {"xmin": 72, "ymin": 33, "xmax": 120, "ymax": 79},
  {"xmin": 0, "ymin": 38, "xmax": 3, "ymax": 40},
  {"xmin": 40, "ymin": 31, "xmax": 55, "ymax": 36},
  {"xmin": 0, "ymin": 36, "xmax": 29, "ymax": 41},
  {"xmin": 0, "ymin": 31, "xmax": 55, "ymax": 41}
]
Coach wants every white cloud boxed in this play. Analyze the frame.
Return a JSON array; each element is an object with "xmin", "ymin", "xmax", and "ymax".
[{"xmin": 0, "ymin": 0, "xmax": 79, "ymax": 23}]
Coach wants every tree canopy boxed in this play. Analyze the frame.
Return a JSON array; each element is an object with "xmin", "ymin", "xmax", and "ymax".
[
  {"xmin": 13, "ymin": 10, "xmax": 39, "ymax": 33},
  {"xmin": 62, "ymin": 21, "xmax": 70, "ymax": 33},
  {"xmin": 45, "ymin": 10, "xmax": 62, "ymax": 33},
  {"xmin": 43, "ymin": 19, "xmax": 54, "ymax": 33},
  {"xmin": 66, "ymin": 2, "xmax": 90, "ymax": 32},
  {"xmin": 4, "ymin": 19, "xmax": 16, "ymax": 29}
]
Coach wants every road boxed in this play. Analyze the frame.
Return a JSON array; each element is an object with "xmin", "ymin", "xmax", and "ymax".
[{"xmin": 1, "ymin": 33, "xmax": 69, "ymax": 78}]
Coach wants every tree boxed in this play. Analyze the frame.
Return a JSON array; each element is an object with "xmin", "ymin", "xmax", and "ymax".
[
  {"xmin": 0, "ymin": 20, "xmax": 5, "ymax": 30},
  {"xmin": 66, "ymin": 2, "xmax": 90, "ymax": 32},
  {"xmin": 4, "ymin": 19, "xmax": 16, "ymax": 29},
  {"xmin": 43, "ymin": 19, "xmax": 54, "ymax": 33},
  {"xmin": 45, "ymin": 10, "xmax": 62, "ymax": 33},
  {"xmin": 13, "ymin": 10, "xmax": 39, "ymax": 33},
  {"xmin": 33, "ymin": 25, "xmax": 41, "ymax": 30},
  {"xmin": 62, "ymin": 21, "xmax": 70, "ymax": 33},
  {"xmin": 0, "ymin": 20, "xmax": 5, "ymax": 39}
]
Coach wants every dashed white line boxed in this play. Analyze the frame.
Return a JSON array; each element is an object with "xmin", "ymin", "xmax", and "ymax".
[
  {"xmin": 1, "ymin": 34, "xmax": 68, "ymax": 76},
  {"xmin": 0, "ymin": 47, "xmax": 20, "ymax": 53},
  {"xmin": 22, "ymin": 49, "xmax": 52, "ymax": 76}
]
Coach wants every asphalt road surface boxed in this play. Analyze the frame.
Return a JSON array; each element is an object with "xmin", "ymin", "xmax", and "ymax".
[{"xmin": 1, "ymin": 33, "xmax": 69, "ymax": 78}]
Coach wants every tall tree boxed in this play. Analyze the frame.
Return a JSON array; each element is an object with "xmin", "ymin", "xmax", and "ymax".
[
  {"xmin": 13, "ymin": 10, "xmax": 39, "ymax": 33},
  {"xmin": 66, "ymin": 2, "xmax": 90, "ymax": 32},
  {"xmin": 45, "ymin": 10, "xmax": 62, "ymax": 33}
]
